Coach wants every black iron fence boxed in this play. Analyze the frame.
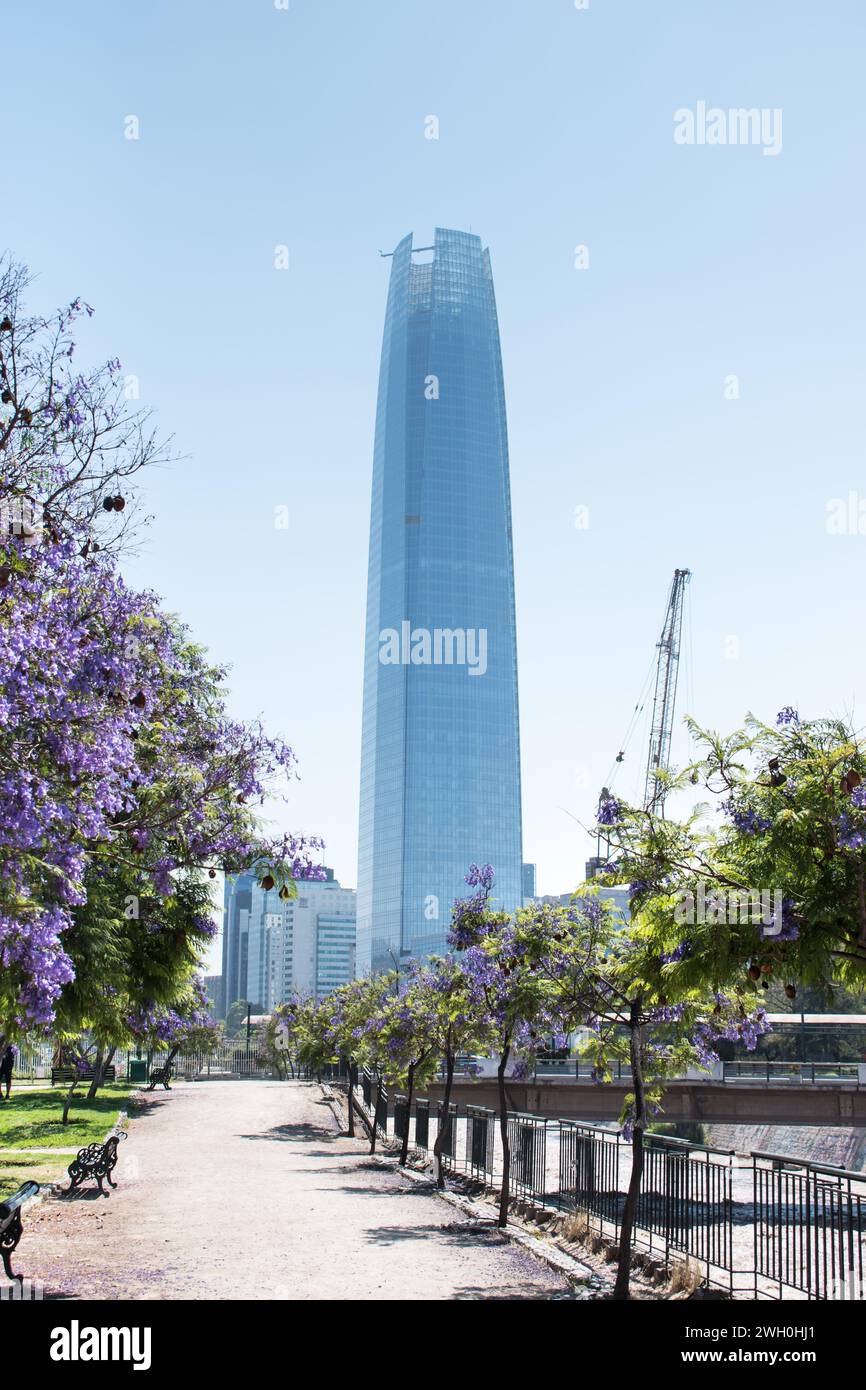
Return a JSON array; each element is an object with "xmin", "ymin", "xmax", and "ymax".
[
  {"xmin": 559, "ymin": 1119, "xmax": 621, "ymax": 1235},
  {"xmin": 394, "ymin": 1094, "xmax": 409, "ymax": 1144},
  {"xmin": 753, "ymin": 1151, "xmax": 866, "ymax": 1300},
  {"xmin": 507, "ymin": 1112, "xmax": 553, "ymax": 1202},
  {"xmin": 415, "ymin": 1099, "xmax": 430, "ymax": 1154},
  {"xmin": 467, "ymin": 1105, "xmax": 496, "ymax": 1184},
  {"xmin": 374, "ymin": 1082, "xmax": 388, "ymax": 1138},
  {"xmin": 347, "ymin": 1077, "xmax": 865, "ymax": 1300},
  {"xmin": 641, "ymin": 1134, "xmax": 735, "ymax": 1293},
  {"xmin": 436, "ymin": 1101, "xmax": 457, "ymax": 1169}
]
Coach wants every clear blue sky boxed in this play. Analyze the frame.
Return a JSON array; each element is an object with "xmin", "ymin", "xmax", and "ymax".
[{"xmin": 5, "ymin": 3, "xmax": 865, "ymax": 959}]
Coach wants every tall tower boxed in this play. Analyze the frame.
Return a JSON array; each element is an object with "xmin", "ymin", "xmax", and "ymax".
[
  {"xmin": 221, "ymin": 871, "xmax": 255, "ymax": 1014},
  {"xmin": 357, "ymin": 229, "xmax": 523, "ymax": 976}
]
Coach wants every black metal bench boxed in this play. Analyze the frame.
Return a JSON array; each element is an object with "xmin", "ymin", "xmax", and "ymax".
[
  {"xmin": 50, "ymin": 1065, "xmax": 116, "ymax": 1086},
  {"xmin": 64, "ymin": 1132, "xmax": 126, "ymax": 1196},
  {"xmin": 146, "ymin": 1065, "xmax": 172, "ymax": 1091},
  {"xmin": 0, "ymin": 1181, "xmax": 40, "ymax": 1283}
]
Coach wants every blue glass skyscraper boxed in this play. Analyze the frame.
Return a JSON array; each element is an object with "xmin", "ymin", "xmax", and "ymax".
[{"xmin": 357, "ymin": 228, "xmax": 523, "ymax": 976}]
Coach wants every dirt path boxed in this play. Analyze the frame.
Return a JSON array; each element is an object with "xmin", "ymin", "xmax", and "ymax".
[{"xmin": 15, "ymin": 1080, "xmax": 572, "ymax": 1301}]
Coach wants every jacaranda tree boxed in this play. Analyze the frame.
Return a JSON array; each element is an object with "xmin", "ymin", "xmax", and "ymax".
[{"xmin": 0, "ymin": 256, "xmax": 322, "ymax": 1071}]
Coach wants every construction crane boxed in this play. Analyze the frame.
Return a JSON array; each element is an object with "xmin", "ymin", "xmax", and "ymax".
[
  {"xmin": 643, "ymin": 567, "xmax": 691, "ymax": 816},
  {"xmin": 584, "ymin": 568, "xmax": 692, "ymax": 879}
]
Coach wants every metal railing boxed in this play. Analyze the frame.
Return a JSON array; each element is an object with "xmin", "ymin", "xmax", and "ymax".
[
  {"xmin": 175, "ymin": 1044, "xmax": 269, "ymax": 1077},
  {"xmin": 11, "ymin": 1043, "xmax": 273, "ymax": 1083},
  {"xmin": 18, "ymin": 1045, "xmax": 864, "ymax": 1088},
  {"xmin": 436, "ymin": 1101, "xmax": 457, "ymax": 1169},
  {"xmin": 466, "ymin": 1105, "xmax": 496, "ymax": 1183},
  {"xmin": 374, "ymin": 1082, "xmax": 388, "ymax": 1138},
  {"xmin": 641, "ymin": 1134, "xmax": 735, "ymax": 1292},
  {"xmin": 347, "ymin": 1083, "xmax": 866, "ymax": 1300},
  {"xmin": 507, "ymin": 1112, "xmax": 554, "ymax": 1202},
  {"xmin": 559, "ymin": 1120, "xmax": 622, "ymax": 1235},
  {"xmin": 414, "ymin": 1099, "xmax": 430, "ymax": 1154},
  {"xmin": 393, "ymin": 1094, "xmax": 409, "ymax": 1144},
  {"xmin": 445, "ymin": 1056, "xmax": 864, "ymax": 1086},
  {"xmin": 753, "ymin": 1152, "xmax": 866, "ymax": 1300},
  {"xmin": 724, "ymin": 1061, "xmax": 861, "ymax": 1083}
]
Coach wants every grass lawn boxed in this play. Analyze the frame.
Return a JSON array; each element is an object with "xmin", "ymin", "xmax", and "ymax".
[
  {"xmin": 0, "ymin": 1084, "xmax": 133, "ymax": 1153},
  {"xmin": 0, "ymin": 1153, "xmax": 69, "ymax": 1202}
]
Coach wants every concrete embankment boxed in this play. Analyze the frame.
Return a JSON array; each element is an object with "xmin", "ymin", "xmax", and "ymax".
[{"xmin": 704, "ymin": 1123, "xmax": 866, "ymax": 1169}]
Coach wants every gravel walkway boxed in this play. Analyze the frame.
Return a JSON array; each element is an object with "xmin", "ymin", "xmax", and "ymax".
[{"xmin": 14, "ymin": 1080, "xmax": 572, "ymax": 1301}]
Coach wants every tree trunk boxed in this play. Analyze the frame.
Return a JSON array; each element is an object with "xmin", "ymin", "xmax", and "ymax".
[
  {"xmin": 399, "ymin": 1062, "xmax": 415, "ymax": 1167},
  {"xmin": 369, "ymin": 1076, "xmax": 382, "ymax": 1154},
  {"xmin": 346, "ymin": 1061, "xmax": 356, "ymax": 1138},
  {"xmin": 86, "ymin": 1044, "xmax": 116, "ymax": 1100},
  {"xmin": 432, "ymin": 1050, "xmax": 455, "ymax": 1190},
  {"xmin": 62, "ymin": 1073, "xmax": 79, "ymax": 1125},
  {"xmin": 613, "ymin": 1005, "xmax": 646, "ymax": 1300},
  {"xmin": 86, "ymin": 1046, "xmax": 104, "ymax": 1101},
  {"xmin": 496, "ymin": 1041, "xmax": 512, "ymax": 1228}
]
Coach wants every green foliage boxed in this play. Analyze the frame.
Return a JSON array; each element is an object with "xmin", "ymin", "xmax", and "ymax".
[
  {"xmin": 58, "ymin": 866, "xmax": 215, "ymax": 1046},
  {"xmin": 597, "ymin": 712, "xmax": 866, "ymax": 1002},
  {"xmin": 224, "ymin": 999, "xmax": 252, "ymax": 1038}
]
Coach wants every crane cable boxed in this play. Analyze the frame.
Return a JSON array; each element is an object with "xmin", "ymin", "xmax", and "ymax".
[{"xmin": 602, "ymin": 644, "xmax": 660, "ymax": 793}]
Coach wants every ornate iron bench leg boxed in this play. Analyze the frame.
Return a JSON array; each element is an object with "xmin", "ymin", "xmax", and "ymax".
[{"xmin": 1, "ymin": 1214, "xmax": 23, "ymax": 1284}]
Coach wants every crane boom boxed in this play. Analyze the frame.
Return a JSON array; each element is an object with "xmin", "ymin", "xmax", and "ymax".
[{"xmin": 643, "ymin": 568, "xmax": 691, "ymax": 815}]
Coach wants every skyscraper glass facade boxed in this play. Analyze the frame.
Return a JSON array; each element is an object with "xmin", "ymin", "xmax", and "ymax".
[
  {"xmin": 234, "ymin": 869, "xmax": 356, "ymax": 1010},
  {"xmin": 221, "ymin": 871, "xmax": 255, "ymax": 1015},
  {"xmin": 357, "ymin": 228, "xmax": 523, "ymax": 976}
]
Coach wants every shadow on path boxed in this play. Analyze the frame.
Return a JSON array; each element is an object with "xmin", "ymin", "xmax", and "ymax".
[
  {"xmin": 238, "ymin": 1122, "xmax": 340, "ymax": 1144},
  {"xmin": 54, "ymin": 1187, "xmax": 112, "ymax": 1203},
  {"xmin": 314, "ymin": 1184, "xmax": 434, "ymax": 1199},
  {"xmin": 364, "ymin": 1221, "xmax": 505, "ymax": 1248},
  {"xmin": 452, "ymin": 1285, "xmax": 573, "ymax": 1301}
]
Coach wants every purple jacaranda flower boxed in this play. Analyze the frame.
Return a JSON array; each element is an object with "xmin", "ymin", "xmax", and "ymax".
[
  {"xmin": 596, "ymin": 793, "xmax": 621, "ymax": 826},
  {"xmin": 720, "ymin": 798, "xmax": 771, "ymax": 835}
]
